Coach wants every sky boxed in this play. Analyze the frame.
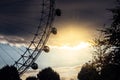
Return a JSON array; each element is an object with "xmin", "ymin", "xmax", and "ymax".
[
  {"xmin": 0, "ymin": 0, "xmax": 115, "ymax": 45},
  {"xmin": 0, "ymin": 0, "xmax": 116, "ymax": 79},
  {"xmin": 0, "ymin": 0, "xmax": 115, "ymax": 42}
]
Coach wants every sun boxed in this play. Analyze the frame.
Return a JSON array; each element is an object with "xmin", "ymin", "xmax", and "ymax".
[
  {"xmin": 45, "ymin": 23, "xmax": 93, "ymax": 66},
  {"xmin": 49, "ymin": 42, "xmax": 90, "ymax": 51},
  {"xmin": 48, "ymin": 22, "xmax": 93, "ymax": 47},
  {"xmin": 57, "ymin": 41, "xmax": 91, "ymax": 50},
  {"xmin": 75, "ymin": 42, "xmax": 91, "ymax": 49}
]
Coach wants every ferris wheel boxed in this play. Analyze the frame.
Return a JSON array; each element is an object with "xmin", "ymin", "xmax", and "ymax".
[{"xmin": 0, "ymin": 0, "xmax": 61, "ymax": 75}]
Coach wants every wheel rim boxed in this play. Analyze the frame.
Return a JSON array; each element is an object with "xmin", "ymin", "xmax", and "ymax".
[{"xmin": 0, "ymin": 0, "xmax": 56, "ymax": 75}]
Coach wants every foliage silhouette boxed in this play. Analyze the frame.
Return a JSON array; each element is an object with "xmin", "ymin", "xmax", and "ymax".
[
  {"xmin": 101, "ymin": 64, "xmax": 120, "ymax": 80},
  {"xmin": 0, "ymin": 65, "xmax": 21, "ymax": 80},
  {"xmin": 26, "ymin": 76, "xmax": 37, "ymax": 80},
  {"xmin": 77, "ymin": 63, "xmax": 100, "ymax": 80},
  {"xmin": 37, "ymin": 67, "xmax": 60, "ymax": 80},
  {"xmin": 91, "ymin": 0, "xmax": 120, "ymax": 80},
  {"xmin": 92, "ymin": 35, "xmax": 110, "ymax": 73},
  {"xmin": 102, "ymin": 0, "xmax": 120, "ymax": 65}
]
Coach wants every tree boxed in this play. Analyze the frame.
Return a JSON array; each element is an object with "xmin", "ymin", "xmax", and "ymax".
[
  {"xmin": 37, "ymin": 67, "xmax": 60, "ymax": 80},
  {"xmin": 26, "ymin": 76, "xmax": 37, "ymax": 80},
  {"xmin": 102, "ymin": 0, "xmax": 120, "ymax": 65},
  {"xmin": 77, "ymin": 63, "xmax": 100, "ymax": 80},
  {"xmin": 101, "ymin": 64, "xmax": 120, "ymax": 80},
  {"xmin": 92, "ymin": 1, "xmax": 120, "ymax": 80},
  {"xmin": 0, "ymin": 65, "xmax": 21, "ymax": 80},
  {"xmin": 92, "ymin": 35, "xmax": 110, "ymax": 72}
]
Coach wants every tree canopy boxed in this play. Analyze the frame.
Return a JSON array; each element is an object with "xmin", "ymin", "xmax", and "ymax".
[
  {"xmin": 37, "ymin": 67, "xmax": 60, "ymax": 80},
  {"xmin": 0, "ymin": 65, "xmax": 21, "ymax": 80}
]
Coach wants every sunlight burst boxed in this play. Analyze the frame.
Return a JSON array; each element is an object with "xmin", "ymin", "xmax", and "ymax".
[
  {"xmin": 58, "ymin": 42, "xmax": 91, "ymax": 50},
  {"xmin": 48, "ymin": 42, "xmax": 92, "ymax": 66}
]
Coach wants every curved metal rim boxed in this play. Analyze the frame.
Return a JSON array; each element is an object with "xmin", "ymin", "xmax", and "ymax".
[{"xmin": 13, "ymin": 0, "xmax": 55, "ymax": 75}]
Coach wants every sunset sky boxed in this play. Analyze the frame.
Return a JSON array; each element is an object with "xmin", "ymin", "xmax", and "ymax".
[
  {"xmin": 40, "ymin": 0, "xmax": 115, "ymax": 68},
  {"xmin": 0, "ymin": 0, "xmax": 116, "ymax": 79}
]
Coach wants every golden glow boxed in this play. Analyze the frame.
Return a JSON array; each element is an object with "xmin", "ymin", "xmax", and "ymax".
[
  {"xmin": 56, "ymin": 42, "xmax": 91, "ymax": 50},
  {"xmin": 48, "ymin": 22, "xmax": 94, "ymax": 46},
  {"xmin": 49, "ymin": 42, "xmax": 92, "ymax": 66},
  {"xmin": 46, "ymin": 22, "xmax": 93, "ymax": 66}
]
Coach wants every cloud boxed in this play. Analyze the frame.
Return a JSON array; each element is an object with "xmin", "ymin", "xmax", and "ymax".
[
  {"xmin": 0, "ymin": 0, "xmax": 116, "ymax": 45},
  {"xmin": 21, "ymin": 65, "xmax": 82, "ymax": 80},
  {"xmin": 0, "ymin": 41, "xmax": 92, "ymax": 69},
  {"xmin": 0, "ymin": 41, "xmax": 91, "ymax": 80},
  {"xmin": 0, "ymin": 34, "xmax": 27, "ymax": 47},
  {"xmin": 36, "ymin": 44, "xmax": 92, "ymax": 69},
  {"xmin": 57, "ymin": 0, "xmax": 115, "ymax": 25},
  {"xmin": 0, "ymin": 0, "xmax": 45, "ymax": 44}
]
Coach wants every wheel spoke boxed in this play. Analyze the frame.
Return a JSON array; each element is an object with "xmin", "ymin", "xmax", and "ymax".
[{"xmin": 0, "ymin": 0, "xmax": 56, "ymax": 75}]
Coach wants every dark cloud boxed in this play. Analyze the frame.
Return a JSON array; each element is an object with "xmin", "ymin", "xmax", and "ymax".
[
  {"xmin": 0, "ymin": 0, "xmax": 42, "ymax": 35},
  {"xmin": 0, "ymin": 0, "xmax": 116, "ymax": 44},
  {"xmin": 57, "ymin": 0, "xmax": 115, "ymax": 4},
  {"xmin": 0, "ymin": 0, "xmax": 44, "ymax": 44},
  {"xmin": 56, "ymin": 0, "xmax": 115, "ymax": 24}
]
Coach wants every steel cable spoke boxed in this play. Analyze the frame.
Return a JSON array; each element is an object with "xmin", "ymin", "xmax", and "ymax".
[
  {"xmin": 0, "ymin": 46, "xmax": 15, "ymax": 62},
  {"xmin": 0, "ymin": 0, "xmax": 56, "ymax": 75}
]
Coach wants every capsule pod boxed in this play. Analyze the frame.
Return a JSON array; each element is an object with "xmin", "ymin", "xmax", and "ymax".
[
  {"xmin": 43, "ymin": 46, "xmax": 50, "ymax": 53},
  {"xmin": 55, "ymin": 9, "xmax": 61, "ymax": 16},
  {"xmin": 31, "ymin": 63, "xmax": 38, "ymax": 70},
  {"xmin": 51, "ymin": 27, "xmax": 57, "ymax": 35}
]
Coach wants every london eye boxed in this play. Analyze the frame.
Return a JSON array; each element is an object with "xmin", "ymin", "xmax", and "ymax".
[{"xmin": 0, "ymin": 0, "xmax": 61, "ymax": 75}]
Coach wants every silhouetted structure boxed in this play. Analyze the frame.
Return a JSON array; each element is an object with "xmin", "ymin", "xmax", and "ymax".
[
  {"xmin": 0, "ymin": 65, "xmax": 21, "ymax": 80},
  {"xmin": 31, "ymin": 63, "xmax": 38, "ymax": 70},
  {"xmin": 37, "ymin": 67, "xmax": 60, "ymax": 80},
  {"xmin": 26, "ymin": 76, "xmax": 37, "ymax": 80}
]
